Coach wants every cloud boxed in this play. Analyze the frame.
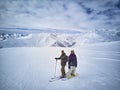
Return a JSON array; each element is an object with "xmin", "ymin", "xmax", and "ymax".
[{"xmin": 0, "ymin": 0, "xmax": 120, "ymax": 30}]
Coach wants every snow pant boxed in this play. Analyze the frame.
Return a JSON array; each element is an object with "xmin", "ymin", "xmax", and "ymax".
[
  {"xmin": 67, "ymin": 66, "xmax": 76, "ymax": 78},
  {"xmin": 61, "ymin": 66, "xmax": 66, "ymax": 77}
]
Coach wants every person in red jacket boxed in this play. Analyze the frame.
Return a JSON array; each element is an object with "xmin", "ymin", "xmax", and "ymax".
[{"xmin": 67, "ymin": 50, "xmax": 77, "ymax": 78}]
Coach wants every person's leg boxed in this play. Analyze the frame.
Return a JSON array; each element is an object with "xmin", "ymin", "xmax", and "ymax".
[
  {"xmin": 71, "ymin": 66, "xmax": 76, "ymax": 76},
  {"xmin": 66, "ymin": 66, "xmax": 73, "ymax": 78},
  {"xmin": 61, "ymin": 66, "xmax": 65, "ymax": 77}
]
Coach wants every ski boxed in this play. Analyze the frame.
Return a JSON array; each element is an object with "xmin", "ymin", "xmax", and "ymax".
[
  {"xmin": 50, "ymin": 76, "xmax": 61, "ymax": 79},
  {"xmin": 49, "ymin": 77, "xmax": 61, "ymax": 82},
  {"xmin": 49, "ymin": 76, "xmax": 61, "ymax": 82},
  {"xmin": 61, "ymin": 77, "xmax": 69, "ymax": 81},
  {"xmin": 49, "ymin": 76, "xmax": 67, "ymax": 82}
]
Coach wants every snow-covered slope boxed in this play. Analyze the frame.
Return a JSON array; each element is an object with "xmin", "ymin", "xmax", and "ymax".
[{"xmin": 0, "ymin": 41, "xmax": 120, "ymax": 90}]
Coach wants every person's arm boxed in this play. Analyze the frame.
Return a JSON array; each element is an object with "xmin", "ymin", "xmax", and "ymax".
[
  {"xmin": 55, "ymin": 55, "xmax": 61, "ymax": 60},
  {"xmin": 55, "ymin": 57, "xmax": 60, "ymax": 60},
  {"xmin": 75, "ymin": 55, "xmax": 77, "ymax": 67},
  {"xmin": 68, "ymin": 55, "xmax": 71, "ymax": 69}
]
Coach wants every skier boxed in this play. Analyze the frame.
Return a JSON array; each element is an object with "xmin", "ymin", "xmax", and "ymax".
[
  {"xmin": 55, "ymin": 50, "xmax": 68, "ymax": 78},
  {"xmin": 67, "ymin": 50, "xmax": 77, "ymax": 78}
]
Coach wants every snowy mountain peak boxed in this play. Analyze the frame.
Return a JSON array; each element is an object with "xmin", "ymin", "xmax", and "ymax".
[{"xmin": 0, "ymin": 28, "xmax": 120, "ymax": 48}]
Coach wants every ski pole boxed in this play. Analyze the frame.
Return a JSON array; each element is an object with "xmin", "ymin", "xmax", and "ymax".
[{"xmin": 54, "ymin": 59, "xmax": 57, "ymax": 77}]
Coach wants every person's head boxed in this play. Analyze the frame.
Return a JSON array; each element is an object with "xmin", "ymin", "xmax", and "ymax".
[
  {"xmin": 71, "ymin": 50, "xmax": 75, "ymax": 54},
  {"xmin": 61, "ymin": 50, "xmax": 65, "ymax": 54}
]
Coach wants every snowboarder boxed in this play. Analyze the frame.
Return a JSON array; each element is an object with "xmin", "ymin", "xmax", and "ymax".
[
  {"xmin": 55, "ymin": 50, "xmax": 68, "ymax": 78},
  {"xmin": 67, "ymin": 50, "xmax": 77, "ymax": 78}
]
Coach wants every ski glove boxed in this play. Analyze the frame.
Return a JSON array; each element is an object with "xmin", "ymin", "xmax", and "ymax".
[
  {"xmin": 68, "ymin": 65, "xmax": 70, "ymax": 69},
  {"xmin": 55, "ymin": 57, "xmax": 61, "ymax": 60},
  {"xmin": 55, "ymin": 57, "xmax": 58, "ymax": 60}
]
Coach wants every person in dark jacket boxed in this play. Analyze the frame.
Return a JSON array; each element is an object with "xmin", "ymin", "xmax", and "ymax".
[
  {"xmin": 55, "ymin": 50, "xmax": 68, "ymax": 78},
  {"xmin": 67, "ymin": 50, "xmax": 77, "ymax": 78}
]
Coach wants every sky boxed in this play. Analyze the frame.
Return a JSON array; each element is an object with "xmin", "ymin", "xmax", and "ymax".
[{"xmin": 0, "ymin": 0, "xmax": 120, "ymax": 31}]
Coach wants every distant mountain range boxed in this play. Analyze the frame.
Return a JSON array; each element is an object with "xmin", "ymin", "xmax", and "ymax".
[{"xmin": 0, "ymin": 28, "xmax": 120, "ymax": 48}]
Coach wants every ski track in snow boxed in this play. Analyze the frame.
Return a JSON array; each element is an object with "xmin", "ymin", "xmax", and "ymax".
[{"xmin": 0, "ymin": 42, "xmax": 120, "ymax": 90}]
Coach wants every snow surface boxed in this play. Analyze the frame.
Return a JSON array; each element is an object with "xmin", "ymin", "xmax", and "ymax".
[{"xmin": 0, "ymin": 41, "xmax": 120, "ymax": 90}]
